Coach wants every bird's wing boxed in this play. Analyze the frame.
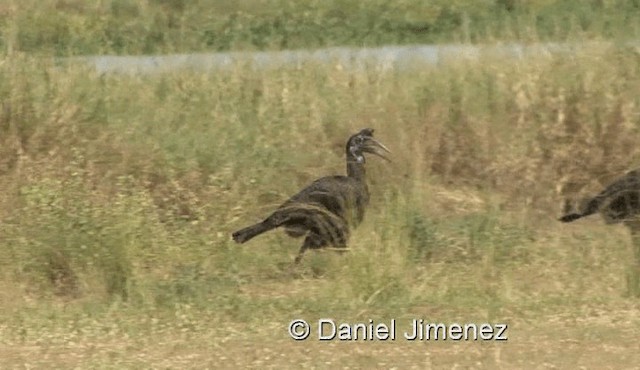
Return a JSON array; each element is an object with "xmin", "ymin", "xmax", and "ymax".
[{"xmin": 282, "ymin": 176, "xmax": 357, "ymax": 216}]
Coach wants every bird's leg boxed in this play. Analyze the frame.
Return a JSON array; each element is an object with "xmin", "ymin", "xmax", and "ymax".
[
  {"xmin": 293, "ymin": 251, "xmax": 306, "ymax": 265},
  {"xmin": 293, "ymin": 240, "xmax": 311, "ymax": 265},
  {"xmin": 294, "ymin": 233, "xmax": 330, "ymax": 264},
  {"xmin": 293, "ymin": 240, "xmax": 313, "ymax": 265}
]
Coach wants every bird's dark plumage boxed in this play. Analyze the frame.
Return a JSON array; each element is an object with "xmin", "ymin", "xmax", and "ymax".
[
  {"xmin": 232, "ymin": 128, "xmax": 390, "ymax": 263},
  {"xmin": 559, "ymin": 168, "xmax": 640, "ymax": 297},
  {"xmin": 559, "ymin": 169, "xmax": 640, "ymax": 224}
]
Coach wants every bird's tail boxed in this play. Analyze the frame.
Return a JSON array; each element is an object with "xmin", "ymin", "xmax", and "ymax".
[
  {"xmin": 558, "ymin": 213, "xmax": 586, "ymax": 222},
  {"xmin": 232, "ymin": 222, "xmax": 272, "ymax": 244},
  {"xmin": 232, "ymin": 204, "xmax": 348, "ymax": 245},
  {"xmin": 559, "ymin": 197, "xmax": 601, "ymax": 223}
]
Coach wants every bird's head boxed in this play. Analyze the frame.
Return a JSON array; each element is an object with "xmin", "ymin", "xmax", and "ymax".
[{"xmin": 346, "ymin": 128, "xmax": 391, "ymax": 163}]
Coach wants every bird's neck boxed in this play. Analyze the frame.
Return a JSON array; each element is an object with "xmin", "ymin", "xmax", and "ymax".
[{"xmin": 347, "ymin": 159, "xmax": 366, "ymax": 181}]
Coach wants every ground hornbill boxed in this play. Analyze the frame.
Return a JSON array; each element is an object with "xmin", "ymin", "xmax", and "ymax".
[
  {"xmin": 559, "ymin": 168, "xmax": 640, "ymax": 224},
  {"xmin": 559, "ymin": 168, "xmax": 640, "ymax": 296},
  {"xmin": 232, "ymin": 128, "xmax": 391, "ymax": 264}
]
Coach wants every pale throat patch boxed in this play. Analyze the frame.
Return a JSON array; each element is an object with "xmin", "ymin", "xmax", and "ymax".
[{"xmin": 350, "ymin": 147, "xmax": 365, "ymax": 163}]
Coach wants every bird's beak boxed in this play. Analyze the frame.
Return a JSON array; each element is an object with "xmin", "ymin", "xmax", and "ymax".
[{"xmin": 364, "ymin": 138, "xmax": 391, "ymax": 162}]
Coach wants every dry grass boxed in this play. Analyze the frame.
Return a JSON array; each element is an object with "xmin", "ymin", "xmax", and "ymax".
[{"xmin": 1, "ymin": 43, "xmax": 640, "ymax": 367}]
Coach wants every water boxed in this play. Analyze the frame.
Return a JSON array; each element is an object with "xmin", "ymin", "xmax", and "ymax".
[{"xmin": 66, "ymin": 41, "xmax": 638, "ymax": 75}]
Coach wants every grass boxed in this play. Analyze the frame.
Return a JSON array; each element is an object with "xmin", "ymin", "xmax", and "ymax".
[
  {"xmin": 0, "ymin": 0, "xmax": 639, "ymax": 55},
  {"xmin": 1, "ymin": 42, "xmax": 640, "ymax": 367}
]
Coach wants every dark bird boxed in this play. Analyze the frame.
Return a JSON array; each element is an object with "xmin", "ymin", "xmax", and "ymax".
[
  {"xmin": 559, "ymin": 169, "xmax": 640, "ymax": 224},
  {"xmin": 559, "ymin": 168, "xmax": 640, "ymax": 297},
  {"xmin": 232, "ymin": 128, "xmax": 391, "ymax": 264}
]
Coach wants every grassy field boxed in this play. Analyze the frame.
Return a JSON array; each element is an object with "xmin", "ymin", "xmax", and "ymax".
[
  {"xmin": 1, "ymin": 0, "xmax": 639, "ymax": 55},
  {"xmin": 2, "ymin": 1, "xmax": 640, "ymax": 364},
  {"xmin": 1, "ymin": 42, "xmax": 640, "ymax": 367}
]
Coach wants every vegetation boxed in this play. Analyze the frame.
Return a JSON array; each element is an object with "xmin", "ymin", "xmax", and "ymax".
[
  {"xmin": 1, "ymin": 43, "xmax": 640, "ymax": 366},
  {"xmin": 1, "ymin": 1, "xmax": 640, "ymax": 367},
  {"xmin": 0, "ymin": 0, "xmax": 639, "ymax": 55}
]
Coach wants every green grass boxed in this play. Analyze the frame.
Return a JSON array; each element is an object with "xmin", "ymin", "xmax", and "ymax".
[
  {"xmin": 1, "ymin": 42, "xmax": 640, "ymax": 367},
  {"xmin": 1, "ymin": 0, "xmax": 639, "ymax": 55}
]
